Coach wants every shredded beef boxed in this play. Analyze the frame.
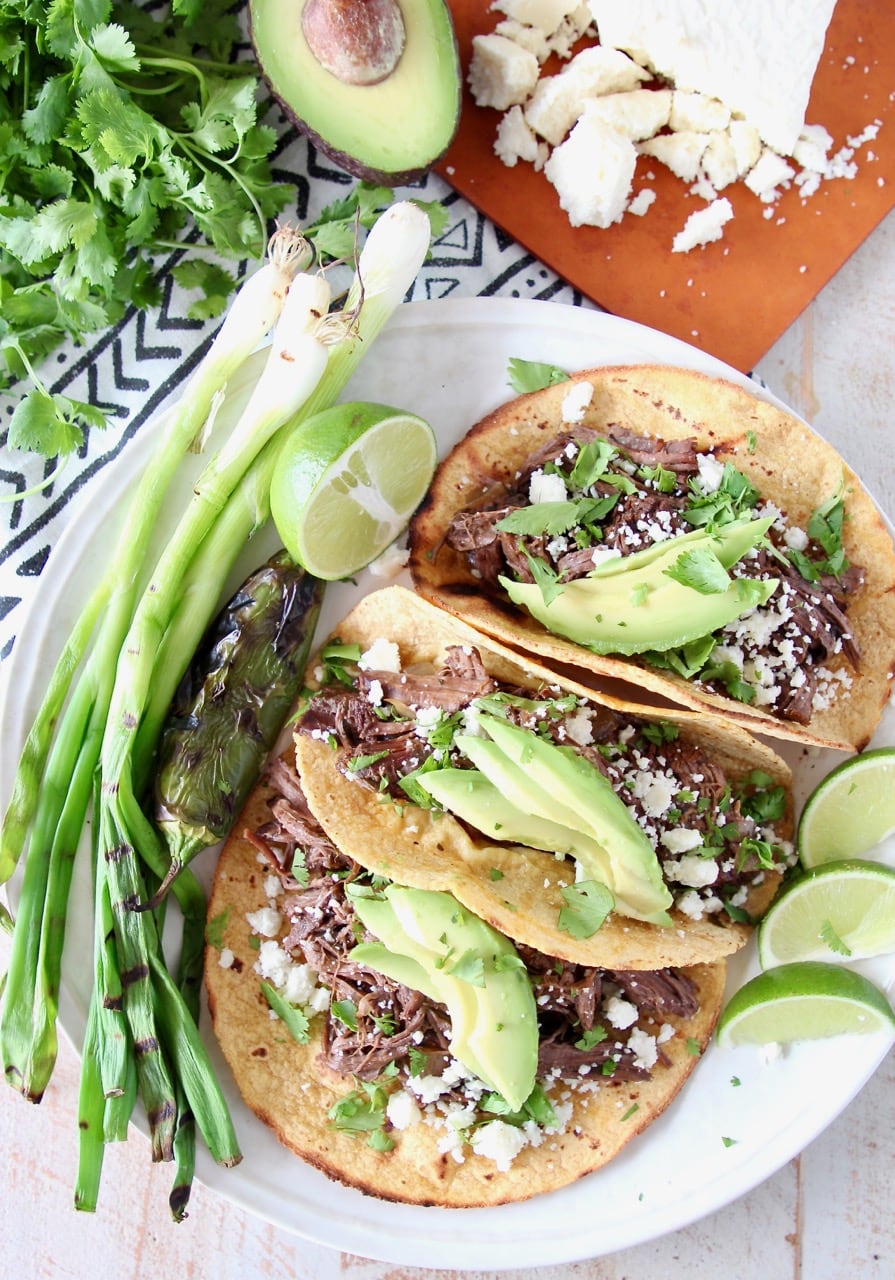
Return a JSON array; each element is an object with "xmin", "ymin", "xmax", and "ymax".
[
  {"xmin": 249, "ymin": 756, "xmax": 698, "ymax": 1089},
  {"xmin": 443, "ymin": 426, "xmax": 865, "ymax": 725}
]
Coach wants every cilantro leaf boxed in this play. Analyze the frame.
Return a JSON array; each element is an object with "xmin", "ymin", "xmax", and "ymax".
[
  {"xmin": 557, "ymin": 880, "xmax": 614, "ymax": 939},
  {"xmin": 664, "ymin": 547, "xmax": 732, "ymax": 594},
  {"xmin": 496, "ymin": 498, "xmax": 619, "ymax": 538},
  {"xmin": 820, "ymin": 918, "xmax": 852, "ymax": 956},
  {"xmin": 261, "ymin": 982, "xmax": 311, "ymax": 1044},
  {"xmin": 507, "ymin": 357, "xmax": 570, "ymax": 394}
]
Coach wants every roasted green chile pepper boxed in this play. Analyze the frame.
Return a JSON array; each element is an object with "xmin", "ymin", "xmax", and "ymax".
[{"xmin": 153, "ymin": 550, "xmax": 323, "ymax": 897}]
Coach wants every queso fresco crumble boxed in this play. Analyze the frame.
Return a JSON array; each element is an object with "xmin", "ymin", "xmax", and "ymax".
[{"xmin": 467, "ymin": 0, "xmax": 882, "ymax": 249}]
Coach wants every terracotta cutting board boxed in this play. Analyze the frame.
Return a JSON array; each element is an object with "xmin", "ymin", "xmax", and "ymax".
[{"xmin": 437, "ymin": 0, "xmax": 895, "ymax": 372}]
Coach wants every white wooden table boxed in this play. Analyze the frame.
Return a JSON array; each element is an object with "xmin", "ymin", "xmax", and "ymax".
[{"xmin": 1, "ymin": 208, "xmax": 893, "ymax": 1280}]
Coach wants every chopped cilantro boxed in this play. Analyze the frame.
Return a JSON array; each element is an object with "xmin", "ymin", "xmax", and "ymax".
[
  {"xmin": 558, "ymin": 880, "xmax": 614, "ymax": 939},
  {"xmin": 260, "ymin": 983, "xmax": 311, "ymax": 1044},
  {"xmin": 205, "ymin": 908, "xmax": 229, "ymax": 950},
  {"xmin": 730, "ymin": 1075, "xmax": 742, "ymax": 1087},
  {"xmin": 489, "ymin": 867, "xmax": 505, "ymax": 882},
  {"xmin": 683, "ymin": 463, "xmax": 760, "ymax": 529},
  {"xmin": 664, "ymin": 547, "xmax": 732, "ymax": 594},
  {"xmin": 621, "ymin": 1103, "xmax": 639, "ymax": 1121},
  {"xmin": 570, "ymin": 438, "xmax": 619, "ymax": 490},
  {"xmin": 685, "ymin": 1037, "xmax": 702, "ymax": 1056},
  {"xmin": 721, "ymin": 1135, "xmax": 739, "ymax": 1148},
  {"xmin": 328, "ymin": 1080, "xmax": 390, "ymax": 1139},
  {"xmin": 290, "ymin": 848, "xmax": 310, "ymax": 887},
  {"xmin": 481, "ymin": 1083, "xmax": 558, "ymax": 1129},
  {"xmin": 575, "ymin": 1025, "xmax": 608, "ymax": 1051},
  {"xmin": 347, "ymin": 750, "xmax": 390, "ymax": 772},
  {"xmin": 331, "ymin": 999, "xmax": 359, "ymax": 1031},
  {"xmin": 448, "ymin": 949, "xmax": 486, "ymax": 988},
  {"xmin": 820, "ymin": 918, "xmax": 852, "ymax": 956},
  {"xmin": 407, "ymin": 1047, "xmax": 427, "ymax": 1077},
  {"xmin": 507, "ymin": 357, "xmax": 570, "ymax": 394}
]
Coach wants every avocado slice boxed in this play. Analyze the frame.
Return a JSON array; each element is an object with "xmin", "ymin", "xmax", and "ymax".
[
  {"xmin": 249, "ymin": 0, "xmax": 461, "ymax": 184},
  {"xmin": 456, "ymin": 718, "xmax": 673, "ymax": 926},
  {"xmin": 501, "ymin": 517, "xmax": 777, "ymax": 655},
  {"xmin": 351, "ymin": 886, "xmax": 538, "ymax": 1110},
  {"xmin": 414, "ymin": 765, "xmax": 615, "ymax": 882}
]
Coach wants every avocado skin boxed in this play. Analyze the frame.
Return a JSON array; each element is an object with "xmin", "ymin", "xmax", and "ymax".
[{"xmin": 249, "ymin": 0, "xmax": 461, "ymax": 185}]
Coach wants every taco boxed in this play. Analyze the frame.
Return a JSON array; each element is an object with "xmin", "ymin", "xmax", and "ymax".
[
  {"xmin": 205, "ymin": 747, "xmax": 727, "ymax": 1207},
  {"xmin": 407, "ymin": 365, "xmax": 895, "ymax": 752},
  {"xmin": 291, "ymin": 585, "xmax": 794, "ymax": 971}
]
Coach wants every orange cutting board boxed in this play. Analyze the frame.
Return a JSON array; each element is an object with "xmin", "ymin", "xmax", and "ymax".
[{"xmin": 437, "ymin": 0, "xmax": 895, "ymax": 372}]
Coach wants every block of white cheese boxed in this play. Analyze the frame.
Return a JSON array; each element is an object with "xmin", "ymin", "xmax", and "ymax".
[{"xmin": 587, "ymin": 0, "xmax": 837, "ymax": 156}]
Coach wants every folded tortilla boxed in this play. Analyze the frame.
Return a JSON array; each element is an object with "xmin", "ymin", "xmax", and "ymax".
[
  {"xmin": 408, "ymin": 365, "xmax": 895, "ymax": 752},
  {"xmin": 205, "ymin": 756, "xmax": 726, "ymax": 1207},
  {"xmin": 293, "ymin": 585, "xmax": 793, "ymax": 971}
]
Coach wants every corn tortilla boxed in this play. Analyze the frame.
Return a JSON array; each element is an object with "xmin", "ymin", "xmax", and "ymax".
[
  {"xmin": 294, "ymin": 585, "xmax": 793, "ymax": 971},
  {"xmin": 408, "ymin": 365, "xmax": 895, "ymax": 752},
  {"xmin": 205, "ymin": 767, "xmax": 727, "ymax": 1207}
]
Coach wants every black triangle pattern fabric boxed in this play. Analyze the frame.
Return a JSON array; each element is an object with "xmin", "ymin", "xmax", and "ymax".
[{"xmin": 0, "ymin": 132, "xmax": 597, "ymax": 668}]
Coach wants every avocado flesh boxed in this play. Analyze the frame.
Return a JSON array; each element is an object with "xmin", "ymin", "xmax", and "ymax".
[
  {"xmin": 351, "ymin": 886, "xmax": 538, "ymax": 1110},
  {"xmin": 585, "ymin": 516, "xmax": 771, "ymax": 579},
  {"xmin": 249, "ymin": 0, "xmax": 461, "ymax": 184},
  {"xmin": 414, "ymin": 765, "xmax": 615, "ymax": 878},
  {"xmin": 457, "ymin": 720, "xmax": 673, "ymax": 927},
  {"xmin": 501, "ymin": 516, "xmax": 778, "ymax": 655}
]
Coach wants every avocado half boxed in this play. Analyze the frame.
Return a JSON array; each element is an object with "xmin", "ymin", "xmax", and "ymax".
[{"xmin": 250, "ymin": 0, "xmax": 461, "ymax": 184}]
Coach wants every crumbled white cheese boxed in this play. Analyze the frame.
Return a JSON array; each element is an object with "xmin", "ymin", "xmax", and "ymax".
[
  {"xmin": 664, "ymin": 851, "xmax": 718, "ymax": 887},
  {"xmin": 744, "ymin": 149, "xmax": 797, "ymax": 202},
  {"xmin": 668, "ymin": 90, "xmax": 731, "ymax": 134},
  {"xmin": 545, "ymin": 113, "xmax": 637, "ymax": 227},
  {"xmin": 701, "ymin": 129, "xmax": 739, "ymax": 190},
  {"xmin": 584, "ymin": 88, "xmax": 672, "ymax": 140},
  {"xmin": 695, "ymin": 451, "xmax": 725, "ymax": 493},
  {"xmin": 561, "ymin": 379, "xmax": 594, "ymax": 422},
  {"xmin": 218, "ymin": 947, "xmax": 235, "ymax": 970},
  {"xmin": 627, "ymin": 187, "xmax": 656, "ymax": 216},
  {"xmin": 563, "ymin": 709, "xmax": 595, "ymax": 746},
  {"xmin": 605, "ymin": 995, "xmax": 639, "ymax": 1029},
  {"xmin": 671, "ymin": 197, "xmax": 734, "ymax": 253},
  {"xmin": 529, "ymin": 468, "xmax": 568, "ymax": 504},
  {"xmin": 525, "ymin": 46, "xmax": 649, "ymax": 145},
  {"xmin": 358, "ymin": 637, "xmax": 402, "ymax": 673},
  {"xmin": 639, "ymin": 130, "xmax": 711, "ymax": 183},
  {"xmin": 468, "ymin": 33, "xmax": 541, "ymax": 111},
  {"xmin": 495, "ymin": 104, "xmax": 549, "ymax": 168},
  {"xmin": 469, "ymin": 1119, "xmax": 529, "ymax": 1171},
  {"xmin": 245, "ymin": 906, "xmax": 282, "ymax": 938},
  {"xmin": 387, "ymin": 1089, "xmax": 422, "ymax": 1131},
  {"xmin": 494, "ymin": 0, "xmax": 581, "ymax": 32},
  {"xmin": 627, "ymin": 1026, "xmax": 659, "ymax": 1071},
  {"xmin": 367, "ymin": 541, "xmax": 410, "ymax": 579}
]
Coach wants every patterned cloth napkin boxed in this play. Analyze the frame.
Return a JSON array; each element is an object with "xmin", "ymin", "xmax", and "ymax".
[{"xmin": 0, "ymin": 133, "xmax": 599, "ymax": 680}]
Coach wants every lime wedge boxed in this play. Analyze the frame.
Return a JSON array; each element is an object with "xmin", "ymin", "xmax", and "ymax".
[
  {"xmin": 757, "ymin": 860, "xmax": 895, "ymax": 967},
  {"xmin": 716, "ymin": 961, "xmax": 895, "ymax": 1047},
  {"xmin": 270, "ymin": 402, "xmax": 437, "ymax": 580},
  {"xmin": 798, "ymin": 747, "xmax": 895, "ymax": 868}
]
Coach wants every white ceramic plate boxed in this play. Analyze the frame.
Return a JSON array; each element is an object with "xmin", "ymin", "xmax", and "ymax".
[{"xmin": 2, "ymin": 298, "xmax": 893, "ymax": 1269}]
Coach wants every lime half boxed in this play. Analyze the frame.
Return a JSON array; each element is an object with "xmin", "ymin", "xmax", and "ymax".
[
  {"xmin": 716, "ymin": 961, "xmax": 895, "ymax": 1048},
  {"xmin": 270, "ymin": 402, "xmax": 437, "ymax": 580},
  {"xmin": 757, "ymin": 860, "xmax": 895, "ymax": 967},
  {"xmin": 798, "ymin": 748, "xmax": 895, "ymax": 868}
]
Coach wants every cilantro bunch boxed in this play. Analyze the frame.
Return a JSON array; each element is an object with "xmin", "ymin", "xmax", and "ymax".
[{"xmin": 0, "ymin": 0, "xmax": 291, "ymax": 462}]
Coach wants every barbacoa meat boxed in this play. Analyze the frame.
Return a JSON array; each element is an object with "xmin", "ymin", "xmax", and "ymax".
[
  {"xmin": 443, "ymin": 427, "xmax": 864, "ymax": 725},
  {"xmin": 247, "ymin": 756, "xmax": 698, "ymax": 1090}
]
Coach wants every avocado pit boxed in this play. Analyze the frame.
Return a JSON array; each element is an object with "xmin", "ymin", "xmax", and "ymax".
[{"xmin": 301, "ymin": 0, "xmax": 405, "ymax": 86}]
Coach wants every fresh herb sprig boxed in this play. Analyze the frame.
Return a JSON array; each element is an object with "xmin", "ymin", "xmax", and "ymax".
[{"xmin": 0, "ymin": 0, "xmax": 291, "ymax": 461}]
